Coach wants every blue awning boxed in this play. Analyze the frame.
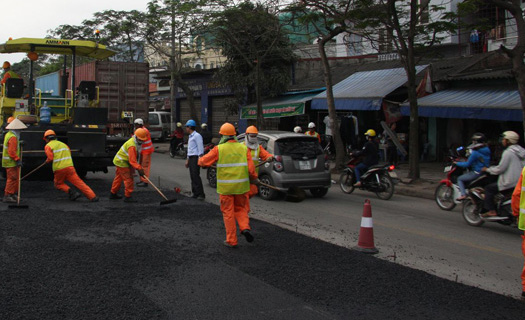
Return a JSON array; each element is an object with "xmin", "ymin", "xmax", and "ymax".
[
  {"xmin": 400, "ymin": 88, "xmax": 522, "ymax": 121},
  {"xmin": 311, "ymin": 66, "xmax": 427, "ymax": 110}
]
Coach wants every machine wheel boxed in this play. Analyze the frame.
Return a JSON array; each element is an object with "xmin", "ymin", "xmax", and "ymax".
[
  {"xmin": 339, "ymin": 171, "xmax": 355, "ymax": 194},
  {"xmin": 258, "ymin": 175, "xmax": 278, "ymax": 200},
  {"xmin": 375, "ymin": 174, "xmax": 394, "ymax": 200},
  {"xmin": 207, "ymin": 167, "xmax": 217, "ymax": 188},
  {"xmin": 462, "ymin": 199, "xmax": 484, "ymax": 226},
  {"xmin": 310, "ymin": 187, "xmax": 328, "ymax": 198},
  {"xmin": 435, "ymin": 183, "xmax": 456, "ymax": 211}
]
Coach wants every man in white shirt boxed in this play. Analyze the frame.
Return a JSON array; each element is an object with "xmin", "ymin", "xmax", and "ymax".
[{"xmin": 185, "ymin": 119, "xmax": 205, "ymax": 200}]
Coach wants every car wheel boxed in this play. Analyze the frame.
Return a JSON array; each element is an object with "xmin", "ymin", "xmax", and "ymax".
[
  {"xmin": 310, "ymin": 187, "xmax": 328, "ymax": 198},
  {"xmin": 259, "ymin": 174, "xmax": 278, "ymax": 200},
  {"xmin": 207, "ymin": 167, "xmax": 217, "ymax": 188}
]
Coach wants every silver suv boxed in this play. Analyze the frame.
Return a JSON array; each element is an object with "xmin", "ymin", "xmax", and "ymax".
[{"xmin": 239, "ymin": 131, "xmax": 331, "ymax": 200}]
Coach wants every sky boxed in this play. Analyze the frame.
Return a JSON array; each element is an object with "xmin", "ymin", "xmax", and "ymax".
[{"xmin": 0, "ymin": 0, "xmax": 149, "ymax": 64}]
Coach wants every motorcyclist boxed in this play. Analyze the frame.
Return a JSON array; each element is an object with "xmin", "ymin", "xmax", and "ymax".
[
  {"xmin": 480, "ymin": 131, "xmax": 525, "ymax": 217},
  {"xmin": 352, "ymin": 129, "xmax": 379, "ymax": 188},
  {"xmin": 170, "ymin": 122, "xmax": 184, "ymax": 152},
  {"xmin": 201, "ymin": 123, "xmax": 213, "ymax": 145},
  {"xmin": 454, "ymin": 132, "xmax": 491, "ymax": 201}
]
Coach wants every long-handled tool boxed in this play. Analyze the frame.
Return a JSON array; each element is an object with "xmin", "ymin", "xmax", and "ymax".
[
  {"xmin": 21, "ymin": 161, "xmax": 48, "ymax": 180},
  {"xmin": 258, "ymin": 181, "xmax": 306, "ymax": 203},
  {"xmin": 142, "ymin": 175, "xmax": 178, "ymax": 205},
  {"xmin": 9, "ymin": 145, "xmax": 29, "ymax": 209}
]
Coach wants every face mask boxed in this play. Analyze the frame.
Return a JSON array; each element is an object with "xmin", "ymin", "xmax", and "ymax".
[{"xmin": 247, "ymin": 135, "xmax": 258, "ymax": 144}]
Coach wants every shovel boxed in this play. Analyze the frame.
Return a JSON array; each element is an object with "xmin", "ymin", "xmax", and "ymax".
[
  {"xmin": 9, "ymin": 145, "xmax": 28, "ymax": 209},
  {"xmin": 142, "ymin": 175, "xmax": 178, "ymax": 205},
  {"xmin": 258, "ymin": 182, "xmax": 306, "ymax": 203}
]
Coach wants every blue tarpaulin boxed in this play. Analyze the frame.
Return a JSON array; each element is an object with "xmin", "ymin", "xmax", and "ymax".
[
  {"xmin": 400, "ymin": 88, "xmax": 522, "ymax": 121},
  {"xmin": 311, "ymin": 66, "xmax": 427, "ymax": 110}
]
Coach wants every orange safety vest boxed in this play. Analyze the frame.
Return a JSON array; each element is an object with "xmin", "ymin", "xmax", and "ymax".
[{"xmin": 140, "ymin": 127, "xmax": 154, "ymax": 155}]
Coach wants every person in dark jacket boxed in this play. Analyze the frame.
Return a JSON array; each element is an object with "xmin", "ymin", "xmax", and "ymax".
[
  {"xmin": 353, "ymin": 129, "xmax": 379, "ymax": 187},
  {"xmin": 201, "ymin": 123, "xmax": 213, "ymax": 145}
]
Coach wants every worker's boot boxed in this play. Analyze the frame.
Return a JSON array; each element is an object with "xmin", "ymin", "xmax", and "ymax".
[
  {"xmin": 90, "ymin": 196, "xmax": 99, "ymax": 202},
  {"xmin": 241, "ymin": 229, "xmax": 254, "ymax": 243},
  {"xmin": 68, "ymin": 189, "xmax": 81, "ymax": 201},
  {"xmin": 2, "ymin": 194, "xmax": 16, "ymax": 203},
  {"xmin": 124, "ymin": 196, "xmax": 137, "ymax": 203},
  {"xmin": 109, "ymin": 193, "xmax": 122, "ymax": 200}
]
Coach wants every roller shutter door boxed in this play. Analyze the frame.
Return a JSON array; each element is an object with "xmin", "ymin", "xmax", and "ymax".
[
  {"xmin": 210, "ymin": 97, "xmax": 239, "ymax": 136},
  {"xmin": 180, "ymin": 98, "xmax": 202, "ymax": 124}
]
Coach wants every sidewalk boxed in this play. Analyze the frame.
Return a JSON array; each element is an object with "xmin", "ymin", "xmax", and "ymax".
[{"xmin": 154, "ymin": 143, "xmax": 442, "ymax": 200}]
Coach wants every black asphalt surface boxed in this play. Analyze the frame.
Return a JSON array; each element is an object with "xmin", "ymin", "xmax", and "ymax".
[{"xmin": 1, "ymin": 178, "xmax": 525, "ymax": 319}]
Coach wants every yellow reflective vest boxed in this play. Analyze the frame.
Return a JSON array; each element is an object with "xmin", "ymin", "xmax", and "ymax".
[
  {"xmin": 113, "ymin": 138, "xmax": 137, "ymax": 168},
  {"xmin": 519, "ymin": 169, "xmax": 525, "ymax": 230},
  {"xmin": 216, "ymin": 142, "xmax": 250, "ymax": 195},
  {"xmin": 2, "ymin": 131, "xmax": 18, "ymax": 168},
  {"xmin": 245, "ymin": 141, "xmax": 260, "ymax": 173},
  {"xmin": 46, "ymin": 140, "xmax": 74, "ymax": 172}
]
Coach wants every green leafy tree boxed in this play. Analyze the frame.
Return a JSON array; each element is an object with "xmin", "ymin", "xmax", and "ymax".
[{"xmin": 212, "ymin": 1, "xmax": 295, "ymax": 129}]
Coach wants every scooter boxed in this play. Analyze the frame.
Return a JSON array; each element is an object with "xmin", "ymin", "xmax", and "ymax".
[
  {"xmin": 169, "ymin": 141, "xmax": 187, "ymax": 158},
  {"xmin": 434, "ymin": 156, "xmax": 467, "ymax": 210},
  {"xmin": 339, "ymin": 155, "xmax": 396, "ymax": 200},
  {"xmin": 461, "ymin": 173, "xmax": 516, "ymax": 227}
]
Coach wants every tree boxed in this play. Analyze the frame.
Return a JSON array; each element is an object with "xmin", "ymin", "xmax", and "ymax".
[
  {"xmin": 212, "ymin": 1, "xmax": 294, "ymax": 129},
  {"xmin": 460, "ymin": 0, "xmax": 525, "ymax": 138}
]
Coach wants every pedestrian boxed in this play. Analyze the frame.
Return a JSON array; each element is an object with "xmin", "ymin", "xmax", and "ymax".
[
  {"xmin": 352, "ymin": 129, "xmax": 379, "ymax": 188},
  {"xmin": 198, "ymin": 123, "xmax": 259, "ymax": 248},
  {"xmin": 305, "ymin": 122, "xmax": 321, "ymax": 143},
  {"xmin": 293, "ymin": 126, "xmax": 302, "ymax": 133},
  {"xmin": 384, "ymin": 122, "xmax": 399, "ymax": 166},
  {"xmin": 510, "ymin": 166, "xmax": 525, "ymax": 300},
  {"xmin": 481, "ymin": 131, "xmax": 525, "ymax": 217},
  {"xmin": 185, "ymin": 119, "xmax": 205, "ymax": 200},
  {"xmin": 244, "ymin": 126, "xmax": 273, "ymax": 199},
  {"xmin": 2, "ymin": 118, "xmax": 26, "ymax": 203},
  {"xmin": 133, "ymin": 118, "xmax": 153, "ymax": 187},
  {"xmin": 43, "ymin": 130, "xmax": 98, "ymax": 202},
  {"xmin": 454, "ymin": 133, "xmax": 491, "ymax": 201},
  {"xmin": 201, "ymin": 123, "xmax": 213, "ymax": 145},
  {"xmin": 1, "ymin": 61, "xmax": 20, "ymax": 85},
  {"xmin": 110, "ymin": 128, "xmax": 147, "ymax": 202}
]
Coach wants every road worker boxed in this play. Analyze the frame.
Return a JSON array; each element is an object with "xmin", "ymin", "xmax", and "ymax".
[
  {"xmin": 511, "ymin": 167, "xmax": 525, "ymax": 300},
  {"xmin": 244, "ymin": 125, "xmax": 273, "ymax": 200},
  {"xmin": 110, "ymin": 128, "xmax": 147, "ymax": 202},
  {"xmin": 2, "ymin": 118, "xmax": 27, "ymax": 203},
  {"xmin": 43, "ymin": 130, "xmax": 98, "ymax": 202},
  {"xmin": 1, "ymin": 61, "xmax": 20, "ymax": 85},
  {"xmin": 198, "ymin": 122, "xmax": 259, "ymax": 248},
  {"xmin": 133, "ymin": 118, "xmax": 153, "ymax": 187},
  {"xmin": 305, "ymin": 122, "xmax": 321, "ymax": 143}
]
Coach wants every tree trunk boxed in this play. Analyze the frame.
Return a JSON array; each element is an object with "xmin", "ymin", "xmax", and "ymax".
[
  {"xmin": 406, "ymin": 44, "xmax": 420, "ymax": 179},
  {"xmin": 255, "ymin": 59, "xmax": 265, "ymax": 130},
  {"xmin": 319, "ymin": 40, "xmax": 345, "ymax": 171}
]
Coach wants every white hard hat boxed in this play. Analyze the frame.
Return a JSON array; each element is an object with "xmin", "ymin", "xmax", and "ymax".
[
  {"xmin": 6, "ymin": 118, "xmax": 27, "ymax": 130},
  {"xmin": 134, "ymin": 118, "xmax": 144, "ymax": 125},
  {"xmin": 308, "ymin": 122, "xmax": 315, "ymax": 129},
  {"xmin": 201, "ymin": 123, "xmax": 208, "ymax": 128},
  {"xmin": 293, "ymin": 126, "xmax": 302, "ymax": 133}
]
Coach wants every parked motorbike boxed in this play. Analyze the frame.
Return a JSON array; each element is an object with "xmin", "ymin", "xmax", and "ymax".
[
  {"xmin": 169, "ymin": 141, "xmax": 187, "ymax": 158},
  {"xmin": 434, "ymin": 150, "xmax": 467, "ymax": 210},
  {"xmin": 461, "ymin": 173, "xmax": 515, "ymax": 227},
  {"xmin": 339, "ymin": 155, "xmax": 395, "ymax": 200}
]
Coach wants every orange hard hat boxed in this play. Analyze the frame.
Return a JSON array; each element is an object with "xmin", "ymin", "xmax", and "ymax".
[
  {"xmin": 2, "ymin": 61, "xmax": 10, "ymax": 69},
  {"xmin": 219, "ymin": 123, "xmax": 236, "ymax": 136},
  {"xmin": 246, "ymin": 125, "xmax": 258, "ymax": 134},
  {"xmin": 134, "ymin": 128, "xmax": 148, "ymax": 141},
  {"xmin": 7, "ymin": 116, "xmax": 14, "ymax": 124},
  {"xmin": 43, "ymin": 129, "xmax": 56, "ymax": 140}
]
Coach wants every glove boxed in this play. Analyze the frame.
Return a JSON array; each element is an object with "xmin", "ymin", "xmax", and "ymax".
[
  {"xmin": 251, "ymin": 179, "xmax": 261, "ymax": 186},
  {"xmin": 16, "ymin": 159, "xmax": 22, "ymax": 167},
  {"xmin": 137, "ymin": 169, "xmax": 145, "ymax": 177}
]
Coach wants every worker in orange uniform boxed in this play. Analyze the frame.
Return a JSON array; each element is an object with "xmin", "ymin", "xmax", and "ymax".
[
  {"xmin": 2, "ymin": 118, "xmax": 27, "ymax": 203},
  {"xmin": 110, "ymin": 128, "xmax": 147, "ymax": 202},
  {"xmin": 1, "ymin": 61, "xmax": 20, "ymax": 85},
  {"xmin": 198, "ymin": 122, "xmax": 259, "ymax": 248},
  {"xmin": 244, "ymin": 125, "xmax": 273, "ymax": 199},
  {"xmin": 305, "ymin": 122, "xmax": 321, "ymax": 143},
  {"xmin": 43, "ymin": 130, "xmax": 98, "ymax": 202},
  {"xmin": 133, "ymin": 118, "xmax": 153, "ymax": 187},
  {"xmin": 511, "ymin": 166, "xmax": 525, "ymax": 300}
]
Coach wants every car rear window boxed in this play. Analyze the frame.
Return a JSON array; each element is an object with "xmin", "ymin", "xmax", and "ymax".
[
  {"xmin": 149, "ymin": 113, "xmax": 160, "ymax": 125},
  {"xmin": 275, "ymin": 137, "xmax": 323, "ymax": 159}
]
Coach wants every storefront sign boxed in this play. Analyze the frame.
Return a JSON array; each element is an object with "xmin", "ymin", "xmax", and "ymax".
[{"xmin": 241, "ymin": 103, "xmax": 305, "ymax": 119}]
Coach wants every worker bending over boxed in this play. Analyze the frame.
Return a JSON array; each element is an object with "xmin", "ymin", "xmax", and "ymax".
[
  {"xmin": 110, "ymin": 128, "xmax": 147, "ymax": 202},
  {"xmin": 2, "ymin": 118, "xmax": 26, "ymax": 203},
  {"xmin": 134, "ymin": 118, "xmax": 153, "ymax": 187},
  {"xmin": 244, "ymin": 125, "xmax": 273, "ymax": 199},
  {"xmin": 199, "ymin": 123, "xmax": 259, "ymax": 248},
  {"xmin": 43, "ymin": 130, "xmax": 98, "ymax": 202}
]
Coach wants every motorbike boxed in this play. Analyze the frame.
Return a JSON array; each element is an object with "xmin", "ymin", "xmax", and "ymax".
[
  {"xmin": 461, "ymin": 173, "xmax": 516, "ymax": 227},
  {"xmin": 339, "ymin": 155, "xmax": 396, "ymax": 200},
  {"xmin": 169, "ymin": 141, "xmax": 187, "ymax": 158},
  {"xmin": 434, "ymin": 149, "xmax": 467, "ymax": 210}
]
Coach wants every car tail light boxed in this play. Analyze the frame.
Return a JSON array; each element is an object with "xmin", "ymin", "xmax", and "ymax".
[
  {"xmin": 273, "ymin": 155, "xmax": 283, "ymax": 172},
  {"xmin": 388, "ymin": 165, "xmax": 395, "ymax": 171}
]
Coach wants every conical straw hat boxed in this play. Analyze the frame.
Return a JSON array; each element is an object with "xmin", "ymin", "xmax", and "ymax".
[{"xmin": 6, "ymin": 118, "xmax": 28, "ymax": 130}]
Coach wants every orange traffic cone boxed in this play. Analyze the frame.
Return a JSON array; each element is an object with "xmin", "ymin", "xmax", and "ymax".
[{"xmin": 354, "ymin": 199, "xmax": 379, "ymax": 254}]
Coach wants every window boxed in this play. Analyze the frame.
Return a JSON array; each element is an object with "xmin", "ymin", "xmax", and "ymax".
[
  {"xmin": 149, "ymin": 113, "xmax": 160, "ymax": 125},
  {"xmin": 274, "ymin": 138, "xmax": 323, "ymax": 160},
  {"xmin": 161, "ymin": 114, "xmax": 171, "ymax": 124}
]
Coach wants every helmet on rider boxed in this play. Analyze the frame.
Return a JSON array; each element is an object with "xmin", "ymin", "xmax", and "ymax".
[
  {"xmin": 364, "ymin": 129, "xmax": 376, "ymax": 137},
  {"xmin": 308, "ymin": 122, "xmax": 316, "ymax": 129},
  {"xmin": 468, "ymin": 132, "xmax": 486, "ymax": 150},
  {"xmin": 201, "ymin": 123, "xmax": 208, "ymax": 129},
  {"xmin": 176, "ymin": 122, "xmax": 182, "ymax": 128},
  {"xmin": 134, "ymin": 118, "xmax": 144, "ymax": 126},
  {"xmin": 293, "ymin": 126, "xmax": 302, "ymax": 133},
  {"xmin": 219, "ymin": 123, "xmax": 236, "ymax": 136},
  {"xmin": 502, "ymin": 131, "xmax": 519, "ymax": 144}
]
